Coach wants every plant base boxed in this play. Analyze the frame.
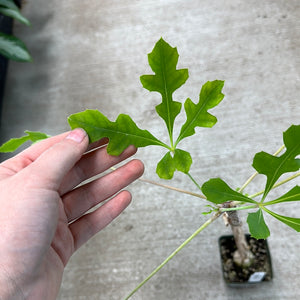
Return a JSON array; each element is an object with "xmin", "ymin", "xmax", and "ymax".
[{"xmin": 219, "ymin": 234, "xmax": 273, "ymax": 287}]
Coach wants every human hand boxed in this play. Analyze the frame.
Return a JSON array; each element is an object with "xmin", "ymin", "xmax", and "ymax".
[{"xmin": 0, "ymin": 128, "xmax": 144, "ymax": 299}]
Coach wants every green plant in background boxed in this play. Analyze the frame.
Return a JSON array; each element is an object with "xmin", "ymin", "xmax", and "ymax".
[
  {"xmin": 0, "ymin": 0, "xmax": 32, "ymax": 62},
  {"xmin": 0, "ymin": 38, "xmax": 299, "ymax": 298}
]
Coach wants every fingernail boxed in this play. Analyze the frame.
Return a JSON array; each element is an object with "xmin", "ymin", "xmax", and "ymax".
[{"xmin": 66, "ymin": 128, "xmax": 87, "ymax": 143}]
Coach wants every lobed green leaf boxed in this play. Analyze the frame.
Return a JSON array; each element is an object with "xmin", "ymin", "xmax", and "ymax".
[
  {"xmin": 0, "ymin": 131, "xmax": 49, "ymax": 152},
  {"xmin": 252, "ymin": 124, "xmax": 300, "ymax": 201},
  {"xmin": 265, "ymin": 186, "xmax": 300, "ymax": 206},
  {"xmin": 263, "ymin": 207, "xmax": 300, "ymax": 232},
  {"xmin": 156, "ymin": 152, "xmax": 176, "ymax": 179},
  {"xmin": 201, "ymin": 178, "xmax": 256, "ymax": 205},
  {"xmin": 156, "ymin": 149, "xmax": 192, "ymax": 179},
  {"xmin": 247, "ymin": 209, "xmax": 270, "ymax": 239},
  {"xmin": 68, "ymin": 109, "xmax": 167, "ymax": 156},
  {"xmin": 140, "ymin": 38, "xmax": 188, "ymax": 140},
  {"xmin": 176, "ymin": 80, "xmax": 225, "ymax": 145},
  {"xmin": 0, "ymin": 32, "xmax": 32, "ymax": 62}
]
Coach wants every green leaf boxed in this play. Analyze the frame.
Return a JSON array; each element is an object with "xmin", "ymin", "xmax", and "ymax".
[
  {"xmin": 0, "ymin": 7, "xmax": 31, "ymax": 26},
  {"xmin": 263, "ymin": 207, "xmax": 300, "ymax": 232},
  {"xmin": 176, "ymin": 80, "xmax": 225, "ymax": 145},
  {"xmin": 68, "ymin": 109, "xmax": 167, "ymax": 156},
  {"xmin": 173, "ymin": 149, "xmax": 192, "ymax": 174},
  {"xmin": 0, "ymin": 136, "xmax": 29, "ymax": 152},
  {"xmin": 24, "ymin": 131, "xmax": 50, "ymax": 143},
  {"xmin": 156, "ymin": 152, "xmax": 176, "ymax": 179},
  {"xmin": 252, "ymin": 125, "xmax": 300, "ymax": 201},
  {"xmin": 202, "ymin": 204, "xmax": 217, "ymax": 215},
  {"xmin": 156, "ymin": 149, "xmax": 192, "ymax": 179},
  {"xmin": 0, "ymin": 131, "xmax": 49, "ymax": 153},
  {"xmin": 247, "ymin": 209, "xmax": 270, "ymax": 239},
  {"xmin": 265, "ymin": 186, "xmax": 300, "ymax": 205},
  {"xmin": 202, "ymin": 178, "xmax": 256, "ymax": 205},
  {"xmin": 0, "ymin": 32, "xmax": 32, "ymax": 62},
  {"xmin": 140, "ymin": 38, "xmax": 188, "ymax": 141},
  {"xmin": 0, "ymin": 0, "xmax": 19, "ymax": 10}
]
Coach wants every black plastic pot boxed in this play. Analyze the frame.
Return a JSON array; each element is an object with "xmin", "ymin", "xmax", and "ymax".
[{"xmin": 219, "ymin": 234, "xmax": 273, "ymax": 287}]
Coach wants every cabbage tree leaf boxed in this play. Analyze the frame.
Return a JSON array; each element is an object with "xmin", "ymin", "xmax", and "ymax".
[
  {"xmin": 263, "ymin": 207, "xmax": 300, "ymax": 232},
  {"xmin": 0, "ymin": 131, "xmax": 49, "ymax": 152},
  {"xmin": 202, "ymin": 178, "xmax": 256, "ymax": 204},
  {"xmin": 140, "ymin": 38, "xmax": 188, "ymax": 141},
  {"xmin": 252, "ymin": 125, "xmax": 300, "ymax": 201},
  {"xmin": 68, "ymin": 109, "xmax": 167, "ymax": 156},
  {"xmin": 156, "ymin": 149, "xmax": 192, "ymax": 179},
  {"xmin": 247, "ymin": 209, "xmax": 270, "ymax": 239},
  {"xmin": 265, "ymin": 186, "xmax": 300, "ymax": 205},
  {"xmin": 176, "ymin": 80, "xmax": 224, "ymax": 145}
]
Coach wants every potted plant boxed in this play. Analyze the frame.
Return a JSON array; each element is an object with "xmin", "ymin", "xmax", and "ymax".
[
  {"xmin": 0, "ymin": 0, "xmax": 32, "ymax": 117},
  {"xmin": 0, "ymin": 38, "xmax": 299, "ymax": 298}
]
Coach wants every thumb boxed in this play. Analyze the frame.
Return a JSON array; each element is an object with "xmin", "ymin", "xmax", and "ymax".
[{"xmin": 23, "ymin": 128, "xmax": 89, "ymax": 190}]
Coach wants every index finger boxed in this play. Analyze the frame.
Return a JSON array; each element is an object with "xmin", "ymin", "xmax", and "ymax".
[
  {"xmin": 0, "ymin": 131, "xmax": 107, "ymax": 179},
  {"xmin": 0, "ymin": 132, "xmax": 69, "ymax": 179}
]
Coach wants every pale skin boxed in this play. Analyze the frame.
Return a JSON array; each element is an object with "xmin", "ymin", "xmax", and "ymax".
[{"xmin": 0, "ymin": 128, "xmax": 144, "ymax": 299}]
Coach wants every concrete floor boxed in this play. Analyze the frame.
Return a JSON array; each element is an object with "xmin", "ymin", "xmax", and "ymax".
[{"xmin": 0, "ymin": 0, "xmax": 299, "ymax": 299}]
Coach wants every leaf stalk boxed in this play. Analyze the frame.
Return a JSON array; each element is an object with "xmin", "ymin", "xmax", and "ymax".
[
  {"xmin": 220, "ymin": 204, "xmax": 258, "ymax": 212},
  {"xmin": 124, "ymin": 212, "xmax": 221, "ymax": 299},
  {"xmin": 238, "ymin": 144, "xmax": 285, "ymax": 194},
  {"xmin": 187, "ymin": 172, "xmax": 202, "ymax": 192},
  {"xmin": 138, "ymin": 178, "xmax": 206, "ymax": 199},
  {"xmin": 249, "ymin": 172, "xmax": 300, "ymax": 199}
]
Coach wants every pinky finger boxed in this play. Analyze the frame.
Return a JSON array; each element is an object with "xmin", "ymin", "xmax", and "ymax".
[{"xmin": 69, "ymin": 190, "xmax": 132, "ymax": 251}]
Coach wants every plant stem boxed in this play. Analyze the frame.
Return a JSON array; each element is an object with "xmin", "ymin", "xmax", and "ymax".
[
  {"xmin": 238, "ymin": 144, "xmax": 285, "ymax": 193},
  {"xmin": 187, "ymin": 172, "xmax": 202, "ymax": 192},
  {"xmin": 249, "ymin": 171, "xmax": 300, "ymax": 198},
  {"xmin": 124, "ymin": 212, "xmax": 221, "ymax": 300},
  {"xmin": 238, "ymin": 171, "xmax": 258, "ymax": 194},
  {"xmin": 139, "ymin": 178, "xmax": 206, "ymax": 199},
  {"xmin": 228, "ymin": 210, "xmax": 254, "ymax": 266},
  {"xmin": 272, "ymin": 144, "xmax": 286, "ymax": 156},
  {"xmin": 220, "ymin": 204, "xmax": 258, "ymax": 212}
]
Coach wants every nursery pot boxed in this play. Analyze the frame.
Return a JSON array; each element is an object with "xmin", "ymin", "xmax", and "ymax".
[{"xmin": 218, "ymin": 234, "xmax": 273, "ymax": 287}]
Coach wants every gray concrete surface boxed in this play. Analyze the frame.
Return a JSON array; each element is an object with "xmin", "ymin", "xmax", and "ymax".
[{"xmin": 0, "ymin": 0, "xmax": 299, "ymax": 299}]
